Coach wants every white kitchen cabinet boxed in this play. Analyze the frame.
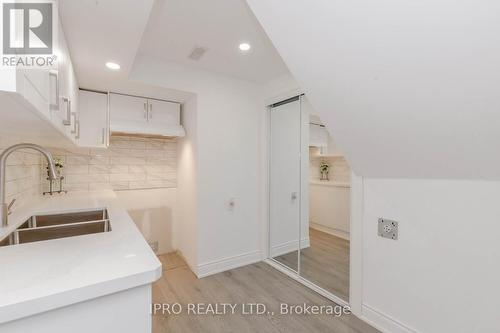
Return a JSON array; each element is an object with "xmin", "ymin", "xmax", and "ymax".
[
  {"xmin": 0, "ymin": 6, "xmax": 81, "ymax": 147},
  {"xmin": 21, "ymin": 68, "xmax": 51, "ymax": 120},
  {"xmin": 78, "ymin": 90, "xmax": 109, "ymax": 148},
  {"xmin": 109, "ymin": 93, "xmax": 184, "ymax": 137},
  {"xmin": 52, "ymin": 19, "xmax": 79, "ymax": 143},
  {"xmin": 147, "ymin": 99, "xmax": 180, "ymax": 126},
  {"xmin": 109, "ymin": 93, "xmax": 148, "ymax": 132}
]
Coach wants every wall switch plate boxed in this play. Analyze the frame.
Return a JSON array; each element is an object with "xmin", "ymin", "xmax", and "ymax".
[
  {"xmin": 148, "ymin": 241, "xmax": 159, "ymax": 252},
  {"xmin": 378, "ymin": 218, "xmax": 398, "ymax": 240}
]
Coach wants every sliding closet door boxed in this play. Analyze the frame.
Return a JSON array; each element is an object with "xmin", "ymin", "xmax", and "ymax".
[{"xmin": 269, "ymin": 97, "xmax": 301, "ymax": 272}]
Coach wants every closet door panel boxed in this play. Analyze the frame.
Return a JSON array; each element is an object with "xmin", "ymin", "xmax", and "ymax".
[{"xmin": 269, "ymin": 98, "xmax": 302, "ymax": 272}]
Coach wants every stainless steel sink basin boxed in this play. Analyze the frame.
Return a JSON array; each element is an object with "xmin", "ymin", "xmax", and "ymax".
[{"xmin": 0, "ymin": 209, "xmax": 111, "ymax": 247}]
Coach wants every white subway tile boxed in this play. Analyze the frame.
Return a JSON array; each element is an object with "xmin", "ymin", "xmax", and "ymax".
[
  {"xmin": 110, "ymin": 165, "xmax": 129, "ymax": 173},
  {"xmin": 89, "ymin": 156, "xmax": 109, "ymax": 165},
  {"xmin": 64, "ymin": 183, "xmax": 90, "ymax": 191},
  {"xmin": 111, "ymin": 182, "xmax": 129, "ymax": 190},
  {"xmin": 66, "ymin": 155, "xmax": 91, "ymax": 165},
  {"xmin": 89, "ymin": 165, "xmax": 110, "ymax": 174},
  {"xmin": 128, "ymin": 165, "xmax": 147, "ymax": 173},
  {"xmin": 110, "ymin": 156, "xmax": 146, "ymax": 165},
  {"xmin": 64, "ymin": 165, "xmax": 89, "ymax": 175},
  {"xmin": 109, "ymin": 173, "xmax": 146, "ymax": 182},
  {"xmin": 89, "ymin": 182, "xmax": 113, "ymax": 190}
]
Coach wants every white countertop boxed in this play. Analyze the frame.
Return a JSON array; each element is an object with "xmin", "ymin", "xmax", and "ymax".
[
  {"xmin": 0, "ymin": 191, "xmax": 162, "ymax": 324},
  {"xmin": 309, "ymin": 180, "xmax": 351, "ymax": 188}
]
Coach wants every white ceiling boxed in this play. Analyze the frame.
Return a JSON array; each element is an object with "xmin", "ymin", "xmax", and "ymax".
[
  {"xmin": 58, "ymin": 0, "xmax": 289, "ymax": 98},
  {"xmin": 137, "ymin": 0, "xmax": 289, "ymax": 83},
  {"xmin": 58, "ymin": 0, "xmax": 193, "ymax": 102}
]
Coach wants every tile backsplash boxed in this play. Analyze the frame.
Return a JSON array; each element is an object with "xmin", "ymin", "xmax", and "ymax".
[
  {"xmin": 309, "ymin": 148, "xmax": 351, "ymax": 183},
  {"xmin": 0, "ymin": 137, "xmax": 43, "ymax": 210},
  {"xmin": 43, "ymin": 136, "xmax": 177, "ymax": 192}
]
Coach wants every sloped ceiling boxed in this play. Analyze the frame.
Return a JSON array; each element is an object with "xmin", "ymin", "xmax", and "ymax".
[{"xmin": 247, "ymin": 0, "xmax": 500, "ymax": 180}]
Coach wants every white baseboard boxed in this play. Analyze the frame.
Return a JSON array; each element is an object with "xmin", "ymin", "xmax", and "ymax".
[
  {"xmin": 361, "ymin": 304, "xmax": 418, "ymax": 333},
  {"xmin": 310, "ymin": 222, "xmax": 350, "ymax": 240},
  {"xmin": 270, "ymin": 238, "xmax": 310, "ymax": 257},
  {"xmin": 196, "ymin": 250, "xmax": 262, "ymax": 278}
]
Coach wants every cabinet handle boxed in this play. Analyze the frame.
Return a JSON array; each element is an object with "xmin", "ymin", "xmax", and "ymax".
[
  {"xmin": 101, "ymin": 128, "xmax": 105, "ymax": 145},
  {"xmin": 75, "ymin": 120, "xmax": 80, "ymax": 140},
  {"xmin": 49, "ymin": 71, "xmax": 59, "ymax": 111},
  {"xmin": 149, "ymin": 103, "xmax": 153, "ymax": 119},
  {"xmin": 70, "ymin": 112, "xmax": 77, "ymax": 134},
  {"xmin": 143, "ymin": 102, "xmax": 147, "ymax": 119},
  {"xmin": 62, "ymin": 97, "xmax": 71, "ymax": 125}
]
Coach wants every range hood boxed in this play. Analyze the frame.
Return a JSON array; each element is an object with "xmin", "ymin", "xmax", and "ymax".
[{"xmin": 110, "ymin": 123, "xmax": 186, "ymax": 138}]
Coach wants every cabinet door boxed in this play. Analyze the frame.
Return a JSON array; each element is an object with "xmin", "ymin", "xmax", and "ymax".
[
  {"xmin": 78, "ymin": 90, "xmax": 108, "ymax": 147},
  {"xmin": 52, "ymin": 19, "xmax": 72, "ymax": 135},
  {"xmin": 67, "ymin": 61, "xmax": 79, "ymax": 142},
  {"xmin": 22, "ymin": 68, "xmax": 50, "ymax": 120},
  {"xmin": 109, "ymin": 93, "xmax": 148, "ymax": 132},
  {"xmin": 269, "ymin": 98, "xmax": 302, "ymax": 272},
  {"xmin": 147, "ymin": 99, "xmax": 180, "ymax": 126}
]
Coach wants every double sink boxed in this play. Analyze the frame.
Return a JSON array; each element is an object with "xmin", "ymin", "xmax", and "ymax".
[{"xmin": 0, "ymin": 209, "xmax": 111, "ymax": 247}]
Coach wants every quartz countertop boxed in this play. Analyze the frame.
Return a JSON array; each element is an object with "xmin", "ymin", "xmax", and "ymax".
[{"xmin": 0, "ymin": 190, "xmax": 162, "ymax": 324}]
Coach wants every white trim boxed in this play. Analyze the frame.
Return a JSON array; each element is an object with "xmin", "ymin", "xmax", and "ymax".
[
  {"xmin": 361, "ymin": 304, "xmax": 419, "ymax": 333},
  {"xmin": 265, "ymin": 88, "xmax": 303, "ymax": 107},
  {"xmin": 269, "ymin": 238, "xmax": 310, "ymax": 258},
  {"xmin": 260, "ymin": 105, "xmax": 271, "ymax": 260},
  {"xmin": 265, "ymin": 259, "xmax": 349, "ymax": 307},
  {"xmin": 310, "ymin": 222, "xmax": 350, "ymax": 240},
  {"xmin": 196, "ymin": 251, "xmax": 262, "ymax": 278},
  {"xmin": 349, "ymin": 171, "xmax": 364, "ymax": 316}
]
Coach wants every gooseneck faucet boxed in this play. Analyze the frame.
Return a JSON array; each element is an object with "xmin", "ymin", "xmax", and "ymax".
[{"xmin": 0, "ymin": 144, "xmax": 58, "ymax": 227}]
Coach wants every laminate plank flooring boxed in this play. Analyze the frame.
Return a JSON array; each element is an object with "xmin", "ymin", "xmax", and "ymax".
[
  {"xmin": 274, "ymin": 228, "xmax": 350, "ymax": 301},
  {"xmin": 152, "ymin": 252, "xmax": 376, "ymax": 333}
]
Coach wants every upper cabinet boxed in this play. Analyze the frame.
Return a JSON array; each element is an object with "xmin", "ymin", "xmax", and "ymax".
[
  {"xmin": 109, "ymin": 93, "xmax": 148, "ymax": 129},
  {"xmin": 51, "ymin": 18, "xmax": 80, "ymax": 143},
  {"xmin": 109, "ymin": 93, "xmax": 185, "ymax": 137},
  {"xmin": 78, "ymin": 90, "xmax": 109, "ymax": 148},
  {"xmin": 0, "ymin": 11, "xmax": 80, "ymax": 146}
]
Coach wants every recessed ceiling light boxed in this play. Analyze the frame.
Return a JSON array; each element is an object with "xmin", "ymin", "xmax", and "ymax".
[
  {"xmin": 105, "ymin": 62, "xmax": 120, "ymax": 70},
  {"xmin": 239, "ymin": 43, "xmax": 251, "ymax": 52}
]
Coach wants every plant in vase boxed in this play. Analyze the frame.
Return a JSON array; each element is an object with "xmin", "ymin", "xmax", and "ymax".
[
  {"xmin": 51, "ymin": 158, "xmax": 64, "ymax": 178},
  {"xmin": 320, "ymin": 161, "xmax": 330, "ymax": 181}
]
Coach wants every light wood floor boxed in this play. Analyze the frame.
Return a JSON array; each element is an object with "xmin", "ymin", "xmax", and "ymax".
[
  {"xmin": 152, "ymin": 252, "xmax": 377, "ymax": 333},
  {"xmin": 274, "ymin": 228, "xmax": 350, "ymax": 301}
]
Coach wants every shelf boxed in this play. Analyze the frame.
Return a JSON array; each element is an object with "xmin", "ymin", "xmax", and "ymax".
[{"xmin": 309, "ymin": 180, "xmax": 350, "ymax": 188}]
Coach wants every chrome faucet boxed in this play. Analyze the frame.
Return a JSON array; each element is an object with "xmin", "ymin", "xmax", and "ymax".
[{"xmin": 0, "ymin": 144, "xmax": 58, "ymax": 227}]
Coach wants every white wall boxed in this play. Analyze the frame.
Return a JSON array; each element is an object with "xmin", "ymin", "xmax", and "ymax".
[
  {"xmin": 175, "ymin": 96, "xmax": 198, "ymax": 271},
  {"xmin": 115, "ymin": 188, "xmax": 176, "ymax": 255},
  {"xmin": 309, "ymin": 184, "xmax": 350, "ymax": 240},
  {"xmin": 361, "ymin": 179, "xmax": 500, "ymax": 333},
  {"xmin": 247, "ymin": 2, "xmax": 500, "ymax": 332},
  {"xmin": 131, "ymin": 57, "xmax": 265, "ymax": 276}
]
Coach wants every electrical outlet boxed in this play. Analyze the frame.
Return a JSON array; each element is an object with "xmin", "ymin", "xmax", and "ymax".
[
  {"xmin": 378, "ymin": 218, "xmax": 398, "ymax": 240},
  {"xmin": 148, "ymin": 241, "xmax": 159, "ymax": 252}
]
